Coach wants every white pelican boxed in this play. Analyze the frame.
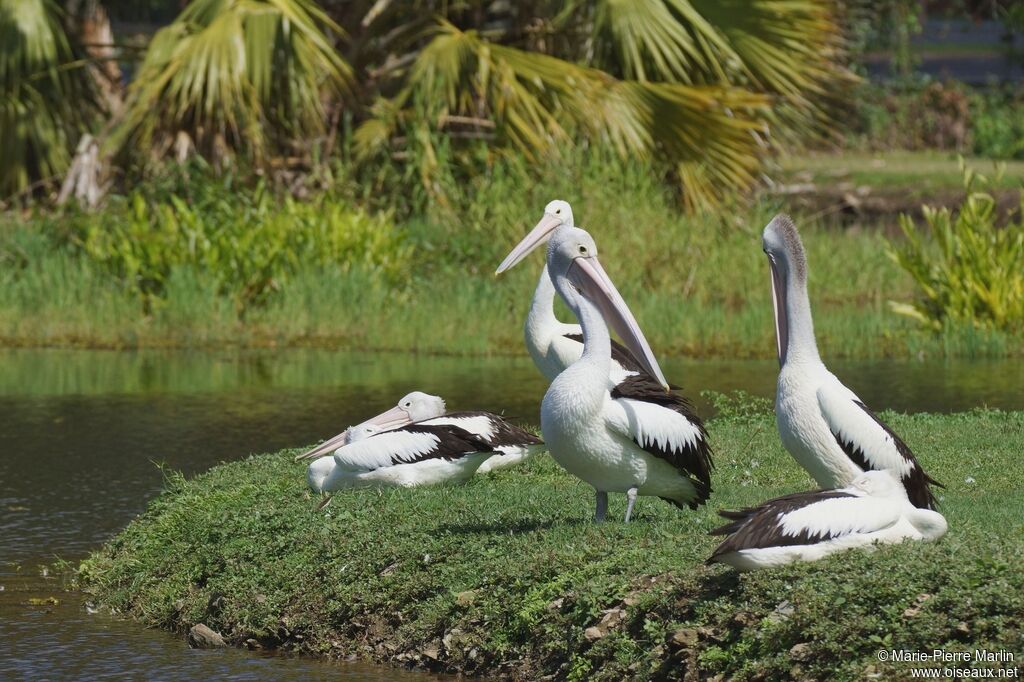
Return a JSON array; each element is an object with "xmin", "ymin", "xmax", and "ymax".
[
  {"xmin": 708, "ymin": 470, "xmax": 948, "ymax": 571},
  {"xmin": 534, "ymin": 226, "xmax": 713, "ymax": 522},
  {"xmin": 763, "ymin": 214, "xmax": 942, "ymax": 509},
  {"xmin": 297, "ymin": 392, "xmax": 543, "ymax": 472},
  {"xmin": 296, "ymin": 391, "xmax": 446, "ymax": 461},
  {"xmin": 498, "ymin": 200, "xmax": 643, "ymax": 381},
  {"xmin": 306, "ymin": 422, "xmax": 500, "ymax": 493}
]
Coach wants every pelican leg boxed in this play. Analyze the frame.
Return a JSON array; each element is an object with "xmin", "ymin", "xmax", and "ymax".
[
  {"xmin": 595, "ymin": 490, "xmax": 608, "ymax": 523},
  {"xmin": 624, "ymin": 487, "xmax": 638, "ymax": 523}
]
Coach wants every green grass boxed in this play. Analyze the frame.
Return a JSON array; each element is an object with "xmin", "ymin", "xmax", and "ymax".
[
  {"xmin": 781, "ymin": 151, "xmax": 1024, "ymax": 195},
  {"xmin": 2, "ymin": 150, "xmax": 1021, "ymax": 358},
  {"xmin": 77, "ymin": 407, "xmax": 1024, "ymax": 680}
]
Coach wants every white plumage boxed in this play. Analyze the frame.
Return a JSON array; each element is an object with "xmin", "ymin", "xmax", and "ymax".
[
  {"xmin": 709, "ymin": 470, "xmax": 948, "ymax": 571},
  {"xmin": 530, "ymin": 226, "xmax": 713, "ymax": 522},
  {"xmin": 306, "ymin": 423, "xmax": 496, "ymax": 493},
  {"xmin": 764, "ymin": 214, "xmax": 941, "ymax": 509}
]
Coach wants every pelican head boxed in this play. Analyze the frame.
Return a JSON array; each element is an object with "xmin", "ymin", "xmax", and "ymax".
[
  {"xmin": 294, "ymin": 391, "xmax": 445, "ymax": 461},
  {"xmin": 849, "ymin": 470, "xmax": 906, "ymax": 500},
  {"xmin": 358, "ymin": 391, "xmax": 446, "ymax": 432},
  {"xmin": 547, "ymin": 226, "xmax": 669, "ymax": 390},
  {"xmin": 762, "ymin": 214, "xmax": 807, "ymax": 367},
  {"xmin": 495, "ymin": 199, "xmax": 574, "ymax": 274},
  {"xmin": 306, "ymin": 455, "xmax": 335, "ymax": 493},
  {"xmin": 346, "ymin": 423, "xmax": 381, "ymax": 442}
]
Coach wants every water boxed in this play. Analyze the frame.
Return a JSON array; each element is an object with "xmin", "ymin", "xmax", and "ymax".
[{"xmin": 2, "ymin": 348, "xmax": 1022, "ymax": 679}]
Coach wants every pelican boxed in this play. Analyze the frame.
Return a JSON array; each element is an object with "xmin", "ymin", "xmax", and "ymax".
[
  {"xmin": 533, "ymin": 226, "xmax": 713, "ymax": 522},
  {"xmin": 306, "ymin": 422, "xmax": 499, "ymax": 493},
  {"xmin": 763, "ymin": 214, "xmax": 942, "ymax": 509},
  {"xmin": 497, "ymin": 200, "xmax": 643, "ymax": 381},
  {"xmin": 708, "ymin": 470, "xmax": 948, "ymax": 571},
  {"xmin": 297, "ymin": 391, "xmax": 542, "ymax": 472},
  {"xmin": 296, "ymin": 391, "xmax": 446, "ymax": 461}
]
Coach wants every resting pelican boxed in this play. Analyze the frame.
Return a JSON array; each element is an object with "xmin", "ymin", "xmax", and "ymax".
[
  {"xmin": 535, "ymin": 226, "xmax": 713, "ymax": 522},
  {"xmin": 763, "ymin": 214, "xmax": 942, "ymax": 509},
  {"xmin": 297, "ymin": 391, "xmax": 542, "ymax": 472},
  {"xmin": 708, "ymin": 470, "xmax": 948, "ymax": 571},
  {"xmin": 497, "ymin": 200, "xmax": 642, "ymax": 381},
  {"xmin": 296, "ymin": 391, "xmax": 445, "ymax": 461},
  {"xmin": 306, "ymin": 422, "xmax": 499, "ymax": 493}
]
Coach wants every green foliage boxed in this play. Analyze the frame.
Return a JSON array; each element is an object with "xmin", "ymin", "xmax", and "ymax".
[
  {"xmin": 49, "ymin": 184, "xmax": 409, "ymax": 311},
  {"xmin": 77, "ymin": 410, "xmax": 1024, "ymax": 679},
  {"xmin": 887, "ymin": 175, "xmax": 1024, "ymax": 334},
  {"xmin": 114, "ymin": 0, "xmax": 351, "ymax": 164},
  {"xmin": 970, "ymin": 90, "xmax": 1024, "ymax": 160},
  {"xmin": 0, "ymin": 0, "xmax": 100, "ymax": 198}
]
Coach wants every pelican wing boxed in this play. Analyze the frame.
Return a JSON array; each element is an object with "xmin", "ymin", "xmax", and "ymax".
[
  {"xmin": 333, "ymin": 424, "xmax": 495, "ymax": 472},
  {"xmin": 816, "ymin": 384, "xmax": 941, "ymax": 509},
  {"xmin": 606, "ymin": 374, "xmax": 713, "ymax": 507},
  {"xmin": 420, "ymin": 412, "xmax": 543, "ymax": 447},
  {"xmin": 709, "ymin": 488, "xmax": 902, "ymax": 560}
]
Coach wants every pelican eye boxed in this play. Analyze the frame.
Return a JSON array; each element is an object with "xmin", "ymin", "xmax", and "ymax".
[{"xmin": 578, "ymin": 245, "xmax": 587, "ymax": 255}]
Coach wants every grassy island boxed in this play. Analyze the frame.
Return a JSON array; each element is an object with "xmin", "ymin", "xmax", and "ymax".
[{"xmin": 78, "ymin": 407, "xmax": 1024, "ymax": 680}]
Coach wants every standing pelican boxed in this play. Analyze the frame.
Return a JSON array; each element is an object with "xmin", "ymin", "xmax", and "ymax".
[
  {"xmin": 533, "ymin": 226, "xmax": 713, "ymax": 522},
  {"xmin": 708, "ymin": 470, "xmax": 948, "ymax": 571},
  {"xmin": 763, "ymin": 214, "xmax": 942, "ymax": 509},
  {"xmin": 497, "ymin": 200, "xmax": 644, "ymax": 382}
]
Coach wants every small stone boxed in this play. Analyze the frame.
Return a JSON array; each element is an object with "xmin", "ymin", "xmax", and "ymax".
[
  {"xmin": 188, "ymin": 624, "xmax": 227, "ymax": 649},
  {"xmin": 244, "ymin": 638, "xmax": 261, "ymax": 650},
  {"xmin": 789, "ymin": 642, "xmax": 812, "ymax": 661},
  {"xmin": 455, "ymin": 590, "xmax": 477, "ymax": 606},
  {"xmin": 957, "ymin": 621, "xmax": 970, "ymax": 634},
  {"xmin": 255, "ymin": 594, "xmax": 266, "ymax": 604},
  {"xmin": 768, "ymin": 600, "xmax": 794, "ymax": 623},
  {"xmin": 622, "ymin": 595, "xmax": 639, "ymax": 607},
  {"xmin": 584, "ymin": 626, "xmax": 604, "ymax": 641},
  {"xmin": 671, "ymin": 628, "xmax": 699, "ymax": 647},
  {"xmin": 422, "ymin": 644, "xmax": 440, "ymax": 660},
  {"xmin": 546, "ymin": 597, "xmax": 564, "ymax": 611}
]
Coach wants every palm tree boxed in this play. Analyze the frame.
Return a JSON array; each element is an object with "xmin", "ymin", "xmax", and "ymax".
[
  {"xmin": 4, "ymin": 0, "xmax": 847, "ymax": 209},
  {"xmin": 0, "ymin": 0, "xmax": 101, "ymax": 199}
]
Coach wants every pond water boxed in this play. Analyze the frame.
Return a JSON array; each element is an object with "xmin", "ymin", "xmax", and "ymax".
[{"xmin": 1, "ymin": 348, "xmax": 1022, "ymax": 679}]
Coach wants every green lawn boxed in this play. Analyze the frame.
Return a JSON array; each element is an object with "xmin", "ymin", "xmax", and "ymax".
[
  {"xmin": 77, "ymin": 406, "xmax": 1024, "ymax": 680},
  {"xmin": 779, "ymin": 151, "xmax": 1024, "ymax": 196}
]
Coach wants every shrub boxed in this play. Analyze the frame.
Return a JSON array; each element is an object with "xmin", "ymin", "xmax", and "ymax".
[
  {"xmin": 970, "ymin": 90, "xmax": 1024, "ymax": 160},
  {"xmin": 59, "ymin": 186, "xmax": 410, "ymax": 311},
  {"xmin": 887, "ymin": 173, "xmax": 1024, "ymax": 332}
]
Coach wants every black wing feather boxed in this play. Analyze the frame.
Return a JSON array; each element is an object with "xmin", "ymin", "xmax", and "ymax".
[
  {"xmin": 442, "ymin": 411, "xmax": 543, "ymax": 447},
  {"xmin": 830, "ymin": 401, "xmax": 943, "ymax": 510},
  {"xmin": 610, "ymin": 373, "xmax": 714, "ymax": 509},
  {"xmin": 383, "ymin": 424, "xmax": 496, "ymax": 467},
  {"xmin": 708, "ymin": 490, "xmax": 856, "ymax": 563}
]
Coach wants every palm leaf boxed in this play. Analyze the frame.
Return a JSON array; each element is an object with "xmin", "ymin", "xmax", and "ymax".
[
  {"xmin": 357, "ymin": 20, "xmax": 769, "ymax": 208},
  {"xmin": 113, "ymin": 0, "xmax": 352, "ymax": 164},
  {"xmin": 0, "ymin": 0, "xmax": 100, "ymax": 198}
]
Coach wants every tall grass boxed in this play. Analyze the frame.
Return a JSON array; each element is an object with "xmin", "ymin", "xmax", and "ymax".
[{"xmin": 1, "ymin": 150, "xmax": 1021, "ymax": 358}]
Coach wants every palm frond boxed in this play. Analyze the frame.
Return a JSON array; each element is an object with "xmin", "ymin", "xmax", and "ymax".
[
  {"xmin": 0, "ymin": 0, "xmax": 100, "ymax": 198},
  {"xmin": 586, "ymin": 0, "xmax": 846, "ymax": 120},
  {"xmin": 357, "ymin": 20, "xmax": 769, "ymax": 208},
  {"xmin": 114, "ymin": 0, "xmax": 352, "ymax": 164}
]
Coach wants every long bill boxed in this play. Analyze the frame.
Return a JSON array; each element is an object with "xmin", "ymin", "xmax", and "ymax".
[
  {"xmin": 768, "ymin": 256, "xmax": 789, "ymax": 367},
  {"xmin": 495, "ymin": 213, "xmax": 562, "ymax": 274},
  {"xmin": 294, "ymin": 405, "xmax": 413, "ymax": 461},
  {"xmin": 567, "ymin": 255, "xmax": 671, "ymax": 390}
]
